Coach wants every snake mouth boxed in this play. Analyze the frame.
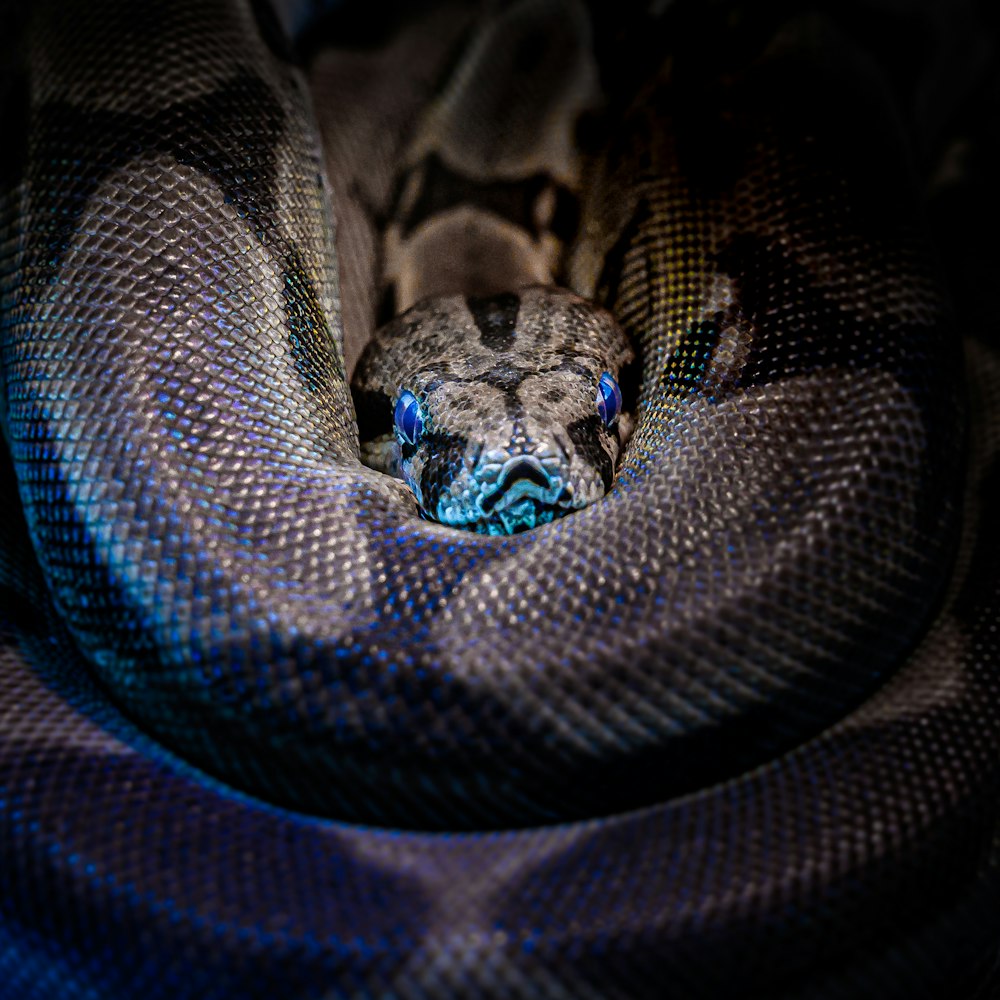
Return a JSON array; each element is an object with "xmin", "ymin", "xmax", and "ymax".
[
  {"xmin": 466, "ymin": 497, "xmax": 566, "ymax": 535},
  {"xmin": 429, "ymin": 454, "xmax": 578, "ymax": 534},
  {"xmin": 479, "ymin": 456, "xmax": 557, "ymax": 515},
  {"xmin": 431, "ymin": 489, "xmax": 576, "ymax": 535},
  {"xmin": 474, "ymin": 455, "xmax": 572, "ymax": 534}
]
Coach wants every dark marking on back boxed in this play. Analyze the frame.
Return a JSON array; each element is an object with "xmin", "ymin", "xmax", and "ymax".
[
  {"xmin": 467, "ymin": 292, "xmax": 520, "ymax": 351},
  {"xmin": 284, "ymin": 260, "xmax": 336, "ymax": 396},
  {"xmin": 567, "ymin": 415, "xmax": 613, "ymax": 493},
  {"xmin": 595, "ymin": 197, "xmax": 653, "ymax": 319},
  {"xmin": 713, "ymin": 231, "xmax": 958, "ymax": 532},
  {"xmin": 661, "ymin": 320, "xmax": 720, "ymax": 400},
  {"xmin": 403, "ymin": 153, "xmax": 551, "ymax": 240},
  {"xmin": 713, "ymin": 233, "xmax": 883, "ymax": 387},
  {"xmin": 28, "ymin": 71, "xmax": 343, "ymax": 394}
]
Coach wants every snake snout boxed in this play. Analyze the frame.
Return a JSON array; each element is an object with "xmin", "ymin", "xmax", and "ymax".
[{"xmin": 479, "ymin": 455, "xmax": 555, "ymax": 514}]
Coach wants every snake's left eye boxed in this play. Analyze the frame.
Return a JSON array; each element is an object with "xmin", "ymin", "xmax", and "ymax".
[
  {"xmin": 596, "ymin": 372, "xmax": 622, "ymax": 429},
  {"xmin": 394, "ymin": 390, "xmax": 424, "ymax": 446}
]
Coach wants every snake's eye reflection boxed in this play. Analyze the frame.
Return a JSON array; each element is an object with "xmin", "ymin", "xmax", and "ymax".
[
  {"xmin": 394, "ymin": 390, "xmax": 425, "ymax": 446},
  {"xmin": 596, "ymin": 372, "xmax": 622, "ymax": 428}
]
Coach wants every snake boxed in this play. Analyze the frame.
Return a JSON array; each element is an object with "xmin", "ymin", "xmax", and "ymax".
[
  {"xmin": 1, "ymin": 0, "xmax": 999, "ymax": 996},
  {"xmin": 349, "ymin": 5, "xmax": 634, "ymax": 535}
]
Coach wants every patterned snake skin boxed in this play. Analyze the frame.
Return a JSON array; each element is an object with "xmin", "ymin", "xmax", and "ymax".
[
  {"xmin": 350, "ymin": 5, "xmax": 636, "ymax": 535},
  {"xmin": 1, "ymin": 0, "xmax": 999, "ymax": 996}
]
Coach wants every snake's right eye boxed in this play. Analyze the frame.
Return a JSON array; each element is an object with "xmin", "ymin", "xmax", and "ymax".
[
  {"xmin": 596, "ymin": 372, "xmax": 622, "ymax": 429},
  {"xmin": 394, "ymin": 390, "xmax": 424, "ymax": 446}
]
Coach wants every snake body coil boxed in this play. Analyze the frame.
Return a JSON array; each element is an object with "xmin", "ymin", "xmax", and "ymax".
[{"xmin": 1, "ymin": 0, "xmax": 998, "ymax": 997}]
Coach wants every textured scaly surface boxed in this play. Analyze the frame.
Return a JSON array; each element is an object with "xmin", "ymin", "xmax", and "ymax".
[{"xmin": 0, "ymin": 0, "xmax": 998, "ymax": 996}]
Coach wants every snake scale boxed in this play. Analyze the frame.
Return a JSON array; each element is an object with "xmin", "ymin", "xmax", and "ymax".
[{"xmin": 1, "ymin": 0, "xmax": 999, "ymax": 996}]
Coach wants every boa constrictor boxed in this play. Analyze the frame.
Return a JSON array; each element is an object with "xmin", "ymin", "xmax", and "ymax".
[
  {"xmin": 349, "ymin": 3, "xmax": 636, "ymax": 535},
  {"xmin": 1, "ymin": 0, "xmax": 999, "ymax": 997}
]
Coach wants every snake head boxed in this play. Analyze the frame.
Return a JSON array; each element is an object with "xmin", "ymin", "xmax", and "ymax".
[{"xmin": 352, "ymin": 286, "xmax": 635, "ymax": 534}]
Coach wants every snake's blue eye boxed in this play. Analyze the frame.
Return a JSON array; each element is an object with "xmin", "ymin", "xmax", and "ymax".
[
  {"xmin": 596, "ymin": 372, "xmax": 622, "ymax": 428},
  {"xmin": 394, "ymin": 390, "xmax": 424, "ymax": 446}
]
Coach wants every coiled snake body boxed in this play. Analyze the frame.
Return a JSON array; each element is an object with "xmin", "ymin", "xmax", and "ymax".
[{"xmin": 1, "ymin": 0, "xmax": 999, "ymax": 997}]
